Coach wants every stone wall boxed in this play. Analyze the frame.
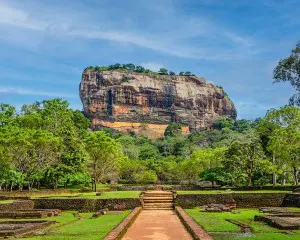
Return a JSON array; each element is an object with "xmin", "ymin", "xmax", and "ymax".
[
  {"xmin": 0, "ymin": 200, "xmax": 34, "ymax": 212},
  {"xmin": 117, "ymin": 185, "xmax": 213, "ymax": 191},
  {"xmin": 232, "ymin": 193, "xmax": 286, "ymax": 208},
  {"xmin": 175, "ymin": 194, "xmax": 236, "ymax": 208},
  {"xmin": 282, "ymin": 193, "xmax": 300, "ymax": 207},
  {"xmin": 94, "ymin": 120, "xmax": 189, "ymax": 138},
  {"xmin": 176, "ymin": 193, "xmax": 290, "ymax": 208},
  {"xmin": 33, "ymin": 198, "xmax": 141, "ymax": 211}
]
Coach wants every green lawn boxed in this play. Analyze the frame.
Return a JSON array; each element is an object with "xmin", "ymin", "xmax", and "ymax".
[
  {"xmin": 0, "ymin": 200, "xmax": 14, "ymax": 204},
  {"xmin": 185, "ymin": 208, "xmax": 300, "ymax": 240},
  {"xmin": 16, "ymin": 211, "xmax": 131, "ymax": 240},
  {"xmin": 98, "ymin": 191, "xmax": 141, "ymax": 199},
  {"xmin": 177, "ymin": 190, "xmax": 291, "ymax": 194}
]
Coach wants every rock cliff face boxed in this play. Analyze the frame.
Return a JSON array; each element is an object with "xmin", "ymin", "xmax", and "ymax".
[{"xmin": 80, "ymin": 70, "xmax": 236, "ymax": 138}]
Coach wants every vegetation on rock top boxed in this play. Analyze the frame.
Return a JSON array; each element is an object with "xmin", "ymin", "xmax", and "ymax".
[{"xmin": 84, "ymin": 63, "xmax": 196, "ymax": 76}]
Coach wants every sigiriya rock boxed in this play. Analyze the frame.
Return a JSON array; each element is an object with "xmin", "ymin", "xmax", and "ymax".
[{"xmin": 80, "ymin": 69, "xmax": 236, "ymax": 138}]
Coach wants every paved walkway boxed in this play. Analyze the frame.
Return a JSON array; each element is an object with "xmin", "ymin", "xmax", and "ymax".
[{"xmin": 122, "ymin": 210, "xmax": 193, "ymax": 240}]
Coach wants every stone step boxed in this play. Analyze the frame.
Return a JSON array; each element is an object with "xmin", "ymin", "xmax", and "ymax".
[
  {"xmin": 144, "ymin": 199, "xmax": 173, "ymax": 203},
  {"xmin": 143, "ymin": 195, "xmax": 173, "ymax": 198},
  {"xmin": 142, "ymin": 191, "xmax": 174, "ymax": 210},
  {"xmin": 143, "ymin": 198, "xmax": 173, "ymax": 202},
  {"xmin": 143, "ymin": 197, "xmax": 173, "ymax": 200},
  {"xmin": 144, "ymin": 204, "xmax": 174, "ymax": 208},
  {"xmin": 144, "ymin": 191, "xmax": 173, "ymax": 195},
  {"xmin": 143, "ymin": 207, "xmax": 174, "ymax": 210},
  {"xmin": 144, "ymin": 192, "xmax": 173, "ymax": 194}
]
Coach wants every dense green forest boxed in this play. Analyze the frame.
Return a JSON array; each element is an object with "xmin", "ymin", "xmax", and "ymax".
[{"xmin": 0, "ymin": 99, "xmax": 299, "ymax": 191}]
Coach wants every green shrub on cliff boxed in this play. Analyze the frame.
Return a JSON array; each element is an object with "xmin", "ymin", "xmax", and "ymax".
[{"xmin": 84, "ymin": 64, "xmax": 180, "ymax": 77}]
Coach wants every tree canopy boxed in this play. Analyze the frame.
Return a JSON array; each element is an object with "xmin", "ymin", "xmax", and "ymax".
[{"xmin": 274, "ymin": 41, "xmax": 300, "ymax": 105}]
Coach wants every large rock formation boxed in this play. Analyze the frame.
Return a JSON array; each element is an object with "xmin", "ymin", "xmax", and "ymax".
[{"xmin": 80, "ymin": 70, "xmax": 236, "ymax": 138}]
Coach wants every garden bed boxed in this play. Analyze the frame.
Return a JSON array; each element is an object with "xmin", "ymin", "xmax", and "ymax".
[
  {"xmin": 185, "ymin": 208, "xmax": 300, "ymax": 240},
  {"xmin": 0, "ymin": 220, "xmax": 55, "ymax": 237}
]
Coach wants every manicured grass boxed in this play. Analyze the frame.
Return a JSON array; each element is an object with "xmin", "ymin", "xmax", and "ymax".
[
  {"xmin": 98, "ymin": 191, "xmax": 141, "ymax": 199},
  {"xmin": 17, "ymin": 211, "xmax": 131, "ymax": 240},
  {"xmin": 32, "ymin": 191, "xmax": 141, "ymax": 199},
  {"xmin": 210, "ymin": 232, "xmax": 300, "ymax": 240},
  {"xmin": 0, "ymin": 200, "xmax": 14, "ymax": 204},
  {"xmin": 185, "ymin": 208, "xmax": 300, "ymax": 240},
  {"xmin": 177, "ymin": 190, "xmax": 291, "ymax": 194}
]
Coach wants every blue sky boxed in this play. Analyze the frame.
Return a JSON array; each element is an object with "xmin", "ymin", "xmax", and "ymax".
[{"xmin": 0, "ymin": 0, "xmax": 298, "ymax": 119}]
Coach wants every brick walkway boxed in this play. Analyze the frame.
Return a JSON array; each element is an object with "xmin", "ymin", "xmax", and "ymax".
[{"xmin": 122, "ymin": 210, "xmax": 193, "ymax": 240}]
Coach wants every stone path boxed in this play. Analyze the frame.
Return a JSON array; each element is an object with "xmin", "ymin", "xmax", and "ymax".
[{"xmin": 122, "ymin": 210, "xmax": 193, "ymax": 240}]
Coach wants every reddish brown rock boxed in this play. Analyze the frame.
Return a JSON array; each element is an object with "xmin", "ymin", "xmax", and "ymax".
[{"xmin": 80, "ymin": 70, "xmax": 236, "ymax": 137}]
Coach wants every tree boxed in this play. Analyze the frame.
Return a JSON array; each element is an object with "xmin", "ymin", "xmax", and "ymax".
[
  {"xmin": 234, "ymin": 119, "xmax": 251, "ymax": 132},
  {"xmin": 164, "ymin": 123, "xmax": 183, "ymax": 137},
  {"xmin": 169, "ymin": 71, "xmax": 176, "ymax": 75},
  {"xmin": 108, "ymin": 65, "xmax": 115, "ymax": 70},
  {"xmin": 184, "ymin": 71, "xmax": 192, "ymax": 76},
  {"xmin": 84, "ymin": 131, "xmax": 124, "ymax": 191},
  {"xmin": 71, "ymin": 110, "xmax": 90, "ymax": 133},
  {"xmin": 274, "ymin": 41, "xmax": 300, "ymax": 105},
  {"xmin": 264, "ymin": 106, "xmax": 300, "ymax": 185},
  {"xmin": 0, "ymin": 127, "xmax": 62, "ymax": 190},
  {"xmin": 224, "ymin": 132, "xmax": 268, "ymax": 186},
  {"xmin": 180, "ymin": 148, "xmax": 226, "ymax": 184},
  {"xmin": 120, "ymin": 157, "xmax": 145, "ymax": 183},
  {"xmin": 126, "ymin": 63, "xmax": 135, "ymax": 71},
  {"xmin": 139, "ymin": 144, "xmax": 159, "ymax": 160},
  {"xmin": 200, "ymin": 168, "xmax": 231, "ymax": 187},
  {"xmin": 159, "ymin": 68, "xmax": 168, "ymax": 75},
  {"xmin": 113, "ymin": 63, "xmax": 121, "ymax": 69},
  {"xmin": 0, "ymin": 144, "xmax": 12, "ymax": 190},
  {"xmin": 179, "ymin": 72, "xmax": 184, "ymax": 76},
  {"xmin": 16, "ymin": 99, "xmax": 89, "ymax": 189},
  {"xmin": 213, "ymin": 118, "xmax": 234, "ymax": 130},
  {"xmin": 256, "ymin": 118, "xmax": 279, "ymax": 185},
  {"xmin": 134, "ymin": 170, "xmax": 157, "ymax": 184},
  {"xmin": 0, "ymin": 104, "xmax": 15, "ymax": 127},
  {"xmin": 135, "ymin": 66, "xmax": 145, "ymax": 73},
  {"xmin": 268, "ymin": 127, "xmax": 300, "ymax": 185}
]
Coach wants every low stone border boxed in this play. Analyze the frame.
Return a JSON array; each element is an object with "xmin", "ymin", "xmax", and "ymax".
[
  {"xmin": 175, "ymin": 194, "xmax": 235, "ymax": 208},
  {"xmin": 233, "ymin": 193, "xmax": 286, "ymax": 208},
  {"xmin": 0, "ymin": 200, "xmax": 34, "ymax": 212},
  {"xmin": 33, "ymin": 198, "xmax": 141, "ymax": 212},
  {"xmin": 0, "ymin": 220, "xmax": 55, "ymax": 237},
  {"xmin": 175, "ymin": 206, "xmax": 213, "ymax": 240},
  {"xmin": 175, "ymin": 193, "xmax": 290, "ymax": 208},
  {"xmin": 103, "ymin": 207, "xmax": 142, "ymax": 240}
]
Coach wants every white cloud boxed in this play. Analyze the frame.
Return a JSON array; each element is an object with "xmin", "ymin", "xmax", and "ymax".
[
  {"xmin": 0, "ymin": 86, "xmax": 77, "ymax": 98},
  {"xmin": 0, "ymin": 3, "xmax": 46, "ymax": 31},
  {"xmin": 0, "ymin": 1, "xmax": 258, "ymax": 61}
]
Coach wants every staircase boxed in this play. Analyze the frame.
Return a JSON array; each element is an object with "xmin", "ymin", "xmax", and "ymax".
[{"xmin": 142, "ymin": 191, "xmax": 174, "ymax": 210}]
